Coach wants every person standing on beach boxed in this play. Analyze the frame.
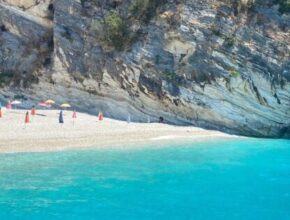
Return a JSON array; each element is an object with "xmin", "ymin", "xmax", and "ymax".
[
  {"xmin": 23, "ymin": 111, "xmax": 30, "ymax": 129},
  {"xmin": 59, "ymin": 110, "xmax": 64, "ymax": 124},
  {"xmin": 7, "ymin": 100, "xmax": 12, "ymax": 110},
  {"xmin": 72, "ymin": 110, "xmax": 77, "ymax": 126},
  {"xmin": 72, "ymin": 110, "xmax": 77, "ymax": 119},
  {"xmin": 31, "ymin": 105, "xmax": 36, "ymax": 116},
  {"xmin": 25, "ymin": 111, "xmax": 30, "ymax": 124},
  {"xmin": 98, "ymin": 112, "xmax": 103, "ymax": 121}
]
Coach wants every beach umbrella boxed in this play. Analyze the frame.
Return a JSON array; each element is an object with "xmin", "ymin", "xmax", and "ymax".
[
  {"xmin": 60, "ymin": 103, "xmax": 71, "ymax": 108},
  {"xmin": 59, "ymin": 110, "xmax": 64, "ymax": 124},
  {"xmin": 0, "ymin": 101, "xmax": 2, "ymax": 108},
  {"xmin": 45, "ymin": 99, "xmax": 55, "ymax": 105},
  {"xmin": 6, "ymin": 100, "xmax": 12, "ymax": 109},
  {"xmin": 12, "ymin": 100, "xmax": 21, "ymax": 109},
  {"xmin": 11, "ymin": 100, "xmax": 21, "ymax": 105},
  {"xmin": 38, "ymin": 102, "xmax": 50, "ymax": 108},
  {"xmin": 11, "ymin": 100, "xmax": 21, "ymax": 110}
]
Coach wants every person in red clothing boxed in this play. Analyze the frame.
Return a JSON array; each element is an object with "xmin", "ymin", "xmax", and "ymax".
[
  {"xmin": 72, "ymin": 110, "xmax": 77, "ymax": 126},
  {"xmin": 25, "ymin": 111, "xmax": 30, "ymax": 124},
  {"xmin": 98, "ymin": 112, "xmax": 103, "ymax": 121},
  {"xmin": 0, "ymin": 108, "xmax": 2, "ymax": 118},
  {"xmin": 6, "ymin": 100, "xmax": 12, "ymax": 109},
  {"xmin": 31, "ymin": 105, "xmax": 36, "ymax": 116},
  {"xmin": 72, "ymin": 110, "xmax": 77, "ymax": 119}
]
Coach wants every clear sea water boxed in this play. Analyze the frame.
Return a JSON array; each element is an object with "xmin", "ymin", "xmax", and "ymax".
[{"xmin": 0, "ymin": 138, "xmax": 290, "ymax": 220}]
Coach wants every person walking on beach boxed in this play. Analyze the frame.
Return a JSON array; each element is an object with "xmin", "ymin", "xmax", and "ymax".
[{"xmin": 59, "ymin": 110, "xmax": 64, "ymax": 124}]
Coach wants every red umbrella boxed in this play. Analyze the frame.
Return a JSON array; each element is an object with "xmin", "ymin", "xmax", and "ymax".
[{"xmin": 38, "ymin": 102, "xmax": 50, "ymax": 108}]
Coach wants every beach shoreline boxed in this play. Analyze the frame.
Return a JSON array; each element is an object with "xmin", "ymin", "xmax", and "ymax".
[{"xmin": 0, "ymin": 109, "xmax": 239, "ymax": 154}]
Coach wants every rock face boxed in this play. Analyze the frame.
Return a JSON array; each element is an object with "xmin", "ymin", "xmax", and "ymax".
[
  {"xmin": 0, "ymin": 0, "xmax": 289, "ymax": 138},
  {"xmin": 0, "ymin": 0, "xmax": 53, "ymax": 86}
]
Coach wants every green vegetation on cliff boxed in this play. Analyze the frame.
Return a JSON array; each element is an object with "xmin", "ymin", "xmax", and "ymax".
[
  {"xmin": 100, "ymin": 0, "xmax": 167, "ymax": 50},
  {"xmin": 103, "ymin": 11, "xmax": 129, "ymax": 50},
  {"xmin": 129, "ymin": 0, "xmax": 167, "ymax": 22},
  {"xmin": 276, "ymin": 0, "xmax": 290, "ymax": 13}
]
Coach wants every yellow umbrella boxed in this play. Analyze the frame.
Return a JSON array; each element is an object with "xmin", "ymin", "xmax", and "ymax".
[
  {"xmin": 60, "ymin": 103, "xmax": 71, "ymax": 108},
  {"xmin": 45, "ymin": 99, "xmax": 55, "ymax": 104}
]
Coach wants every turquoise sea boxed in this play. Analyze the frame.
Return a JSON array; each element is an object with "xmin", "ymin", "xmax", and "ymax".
[{"xmin": 0, "ymin": 138, "xmax": 290, "ymax": 220}]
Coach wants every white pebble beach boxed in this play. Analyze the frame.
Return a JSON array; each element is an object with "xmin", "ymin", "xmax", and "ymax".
[{"xmin": 0, "ymin": 108, "xmax": 237, "ymax": 154}]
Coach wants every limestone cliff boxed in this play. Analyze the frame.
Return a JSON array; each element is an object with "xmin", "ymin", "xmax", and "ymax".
[{"xmin": 0, "ymin": 0, "xmax": 289, "ymax": 138}]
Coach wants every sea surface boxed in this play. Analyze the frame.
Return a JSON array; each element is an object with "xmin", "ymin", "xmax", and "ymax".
[{"xmin": 0, "ymin": 138, "xmax": 290, "ymax": 220}]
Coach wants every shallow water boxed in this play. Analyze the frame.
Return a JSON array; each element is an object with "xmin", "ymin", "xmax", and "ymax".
[{"xmin": 0, "ymin": 138, "xmax": 290, "ymax": 220}]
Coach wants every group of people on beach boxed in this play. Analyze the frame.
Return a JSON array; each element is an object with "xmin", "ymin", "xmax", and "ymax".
[
  {"xmin": 0, "ymin": 100, "xmax": 105, "ymax": 125},
  {"xmin": 0, "ymin": 100, "xmax": 166, "ymax": 125}
]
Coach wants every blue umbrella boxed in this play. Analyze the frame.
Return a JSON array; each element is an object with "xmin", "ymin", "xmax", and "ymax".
[
  {"xmin": 59, "ymin": 110, "xmax": 64, "ymax": 124},
  {"xmin": 0, "ymin": 101, "xmax": 2, "ymax": 108}
]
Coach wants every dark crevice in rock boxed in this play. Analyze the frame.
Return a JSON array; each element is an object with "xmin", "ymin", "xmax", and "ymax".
[{"xmin": 274, "ymin": 93, "xmax": 281, "ymax": 104}]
